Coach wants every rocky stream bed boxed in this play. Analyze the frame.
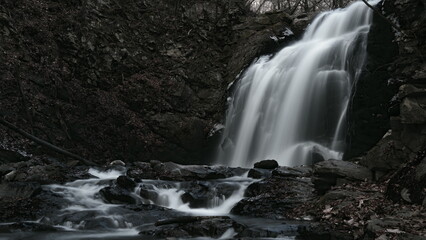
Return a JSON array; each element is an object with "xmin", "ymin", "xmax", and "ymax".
[{"xmin": 0, "ymin": 155, "xmax": 425, "ymax": 239}]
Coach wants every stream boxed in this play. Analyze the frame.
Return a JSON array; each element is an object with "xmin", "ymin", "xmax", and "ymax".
[{"xmin": 0, "ymin": 167, "xmax": 303, "ymax": 239}]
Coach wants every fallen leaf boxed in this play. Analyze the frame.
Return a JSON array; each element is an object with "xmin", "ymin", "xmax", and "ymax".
[
  {"xmin": 323, "ymin": 205, "xmax": 333, "ymax": 214},
  {"xmin": 385, "ymin": 228, "xmax": 405, "ymax": 234}
]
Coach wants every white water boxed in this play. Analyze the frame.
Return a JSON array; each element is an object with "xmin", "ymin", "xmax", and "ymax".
[
  {"xmin": 146, "ymin": 176, "xmax": 255, "ymax": 216},
  {"xmin": 217, "ymin": 1, "xmax": 377, "ymax": 168},
  {"xmin": 46, "ymin": 169, "xmax": 138, "ymax": 232},
  {"xmin": 35, "ymin": 168, "xmax": 253, "ymax": 239}
]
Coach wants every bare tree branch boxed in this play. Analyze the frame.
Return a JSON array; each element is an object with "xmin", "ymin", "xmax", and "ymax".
[
  {"xmin": 0, "ymin": 117, "xmax": 98, "ymax": 166},
  {"xmin": 361, "ymin": 0, "xmax": 406, "ymax": 35}
]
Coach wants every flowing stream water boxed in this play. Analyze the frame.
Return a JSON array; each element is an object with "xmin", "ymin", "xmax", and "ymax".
[
  {"xmin": 0, "ymin": 168, "xmax": 259, "ymax": 240},
  {"xmin": 217, "ymin": 1, "xmax": 377, "ymax": 168}
]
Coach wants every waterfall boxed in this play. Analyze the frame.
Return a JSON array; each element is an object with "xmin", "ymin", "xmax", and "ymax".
[{"xmin": 217, "ymin": 1, "xmax": 377, "ymax": 168}]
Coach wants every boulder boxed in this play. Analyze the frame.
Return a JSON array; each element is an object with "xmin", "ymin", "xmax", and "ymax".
[
  {"xmin": 179, "ymin": 181, "xmax": 239, "ymax": 208},
  {"xmin": 180, "ymin": 181, "xmax": 213, "ymax": 208},
  {"xmin": 231, "ymin": 175, "xmax": 314, "ymax": 219},
  {"xmin": 253, "ymin": 159, "xmax": 279, "ymax": 169},
  {"xmin": 116, "ymin": 175, "xmax": 137, "ymax": 190},
  {"xmin": 139, "ymin": 185, "xmax": 159, "ymax": 202},
  {"xmin": 127, "ymin": 162, "xmax": 158, "ymax": 180},
  {"xmin": 362, "ymin": 131, "xmax": 408, "ymax": 177},
  {"xmin": 314, "ymin": 160, "xmax": 372, "ymax": 181},
  {"xmin": 313, "ymin": 160, "xmax": 372, "ymax": 194},
  {"xmin": 99, "ymin": 186, "xmax": 136, "ymax": 204},
  {"xmin": 318, "ymin": 189, "xmax": 364, "ymax": 205},
  {"xmin": 247, "ymin": 168, "xmax": 271, "ymax": 179},
  {"xmin": 272, "ymin": 166, "xmax": 312, "ymax": 178}
]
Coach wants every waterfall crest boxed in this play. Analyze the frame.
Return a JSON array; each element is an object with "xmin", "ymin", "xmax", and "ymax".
[{"xmin": 217, "ymin": 1, "xmax": 376, "ymax": 168}]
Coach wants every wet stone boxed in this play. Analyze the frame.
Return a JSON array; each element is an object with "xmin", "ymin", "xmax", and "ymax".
[
  {"xmin": 99, "ymin": 186, "xmax": 136, "ymax": 204},
  {"xmin": 116, "ymin": 175, "xmax": 136, "ymax": 190},
  {"xmin": 247, "ymin": 168, "xmax": 271, "ymax": 179},
  {"xmin": 253, "ymin": 159, "xmax": 279, "ymax": 169}
]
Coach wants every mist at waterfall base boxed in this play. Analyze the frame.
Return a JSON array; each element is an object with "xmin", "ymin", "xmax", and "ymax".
[
  {"xmin": 216, "ymin": 1, "xmax": 376, "ymax": 168},
  {"xmin": 0, "ymin": 2, "xmax": 378, "ymax": 240}
]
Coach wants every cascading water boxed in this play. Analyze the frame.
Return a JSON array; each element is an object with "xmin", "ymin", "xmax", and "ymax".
[{"xmin": 217, "ymin": 1, "xmax": 377, "ymax": 168}]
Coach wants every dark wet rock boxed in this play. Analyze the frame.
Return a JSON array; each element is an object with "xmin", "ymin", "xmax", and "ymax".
[
  {"xmin": 99, "ymin": 186, "xmax": 136, "ymax": 204},
  {"xmin": 312, "ymin": 160, "xmax": 372, "ymax": 194},
  {"xmin": 314, "ymin": 160, "xmax": 372, "ymax": 181},
  {"xmin": 0, "ymin": 187, "xmax": 63, "ymax": 222},
  {"xmin": 0, "ymin": 182, "xmax": 41, "ymax": 199},
  {"xmin": 318, "ymin": 189, "xmax": 363, "ymax": 205},
  {"xmin": 253, "ymin": 159, "xmax": 278, "ymax": 169},
  {"xmin": 400, "ymin": 96, "xmax": 426, "ymax": 124},
  {"xmin": 180, "ymin": 181, "xmax": 213, "ymax": 208},
  {"xmin": 0, "ymin": 182, "xmax": 45, "ymax": 222},
  {"xmin": 298, "ymin": 223, "xmax": 354, "ymax": 240},
  {"xmin": 311, "ymin": 151, "xmax": 326, "ymax": 165},
  {"xmin": 140, "ymin": 216, "xmax": 245, "ymax": 239},
  {"xmin": 83, "ymin": 217, "xmax": 127, "ymax": 230},
  {"xmin": 361, "ymin": 131, "xmax": 408, "ymax": 179},
  {"xmin": 231, "ymin": 175, "xmax": 314, "ymax": 219},
  {"xmin": 127, "ymin": 162, "xmax": 158, "ymax": 180},
  {"xmin": 0, "ymin": 160, "xmax": 82, "ymax": 184},
  {"xmin": 386, "ymin": 153, "xmax": 426, "ymax": 205},
  {"xmin": 0, "ymin": 222, "xmax": 58, "ymax": 233},
  {"xmin": 116, "ymin": 175, "xmax": 136, "ymax": 190},
  {"xmin": 178, "ymin": 181, "xmax": 238, "ymax": 208},
  {"xmin": 0, "ymin": 148, "xmax": 28, "ymax": 164},
  {"xmin": 247, "ymin": 168, "xmax": 271, "ymax": 179},
  {"xmin": 272, "ymin": 166, "xmax": 312, "ymax": 178},
  {"xmin": 46, "ymin": 210, "xmax": 99, "ymax": 227},
  {"xmin": 345, "ymin": 1, "xmax": 399, "ymax": 159},
  {"xmin": 128, "ymin": 161, "xmax": 247, "ymax": 181},
  {"xmin": 165, "ymin": 164, "xmax": 247, "ymax": 181},
  {"xmin": 139, "ymin": 185, "xmax": 159, "ymax": 202}
]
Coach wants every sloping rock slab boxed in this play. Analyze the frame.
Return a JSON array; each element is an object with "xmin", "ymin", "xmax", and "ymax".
[
  {"xmin": 231, "ymin": 176, "xmax": 314, "ymax": 219},
  {"xmin": 313, "ymin": 160, "xmax": 372, "ymax": 181},
  {"xmin": 127, "ymin": 161, "xmax": 247, "ymax": 181},
  {"xmin": 313, "ymin": 160, "xmax": 372, "ymax": 194}
]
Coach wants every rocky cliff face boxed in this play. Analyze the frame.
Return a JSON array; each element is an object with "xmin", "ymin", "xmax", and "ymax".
[
  {"xmin": 0, "ymin": 0, "xmax": 304, "ymax": 164},
  {"xmin": 346, "ymin": 1, "xmax": 399, "ymax": 160},
  {"xmin": 352, "ymin": 0, "xmax": 426, "ymax": 204}
]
